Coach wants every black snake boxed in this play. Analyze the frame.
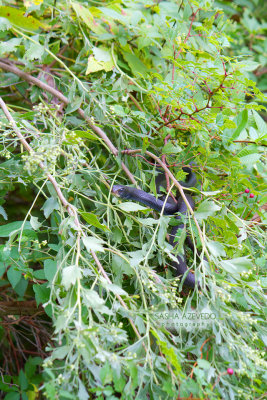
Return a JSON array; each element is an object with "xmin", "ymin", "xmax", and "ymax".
[{"xmin": 112, "ymin": 167, "xmax": 199, "ymax": 288}]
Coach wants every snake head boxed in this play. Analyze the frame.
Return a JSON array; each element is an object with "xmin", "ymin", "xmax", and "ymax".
[{"xmin": 111, "ymin": 185, "xmax": 130, "ymax": 199}]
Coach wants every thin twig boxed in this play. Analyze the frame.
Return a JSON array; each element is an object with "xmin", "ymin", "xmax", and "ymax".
[{"xmin": 0, "ymin": 96, "xmax": 144, "ymax": 347}]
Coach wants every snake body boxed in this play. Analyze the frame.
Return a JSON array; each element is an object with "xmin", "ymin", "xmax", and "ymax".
[{"xmin": 112, "ymin": 167, "xmax": 198, "ymax": 288}]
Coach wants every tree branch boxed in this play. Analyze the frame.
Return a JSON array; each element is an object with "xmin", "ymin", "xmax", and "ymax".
[{"xmin": 0, "ymin": 59, "xmax": 137, "ymax": 185}]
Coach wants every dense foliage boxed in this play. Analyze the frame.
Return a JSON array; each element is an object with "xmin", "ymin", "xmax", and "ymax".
[{"xmin": 0, "ymin": 0, "xmax": 266, "ymax": 399}]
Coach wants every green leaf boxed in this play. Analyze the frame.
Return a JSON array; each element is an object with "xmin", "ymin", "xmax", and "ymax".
[
  {"xmin": 7, "ymin": 266, "xmax": 21, "ymax": 288},
  {"xmin": 82, "ymin": 288, "xmax": 111, "ymax": 313},
  {"xmin": 195, "ymin": 200, "xmax": 221, "ymax": 222},
  {"xmin": 71, "ymin": 2, "xmax": 106, "ymax": 35},
  {"xmin": 237, "ymin": 146, "xmax": 262, "ymax": 166},
  {"xmin": 152, "ymin": 331, "xmax": 182, "ymax": 375},
  {"xmin": 33, "ymin": 283, "xmax": 50, "ymax": 306},
  {"xmin": 122, "ymin": 52, "xmax": 148, "ymax": 77},
  {"xmin": 117, "ymin": 202, "xmax": 147, "ymax": 212},
  {"xmin": 86, "ymin": 47, "xmax": 115, "ymax": 74},
  {"xmin": 14, "ymin": 278, "xmax": 28, "ymax": 297},
  {"xmin": 206, "ymin": 240, "xmax": 226, "ymax": 257},
  {"xmin": 0, "ymin": 6, "xmax": 45, "ymax": 31},
  {"xmin": 0, "ymin": 16, "xmax": 12, "ymax": 31},
  {"xmin": 82, "ymin": 236, "xmax": 105, "ymax": 253},
  {"xmin": 74, "ymin": 130, "xmax": 97, "ymax": 141},
  {"xmin": 4, "ymin": 392, "xmax": 20, "ymax": 400},
  {"xmin": 99, "ymin": 7, "xmax": 127, "ymax": 24},
  {"xmin": 137, "ymin": 217, "xmax": 159, "ymax": 226},
  {"xmin": 112, "ymin": 254, "xmax": 133, "ymax": 276},
  {"xmin": 34, "ymin": 269, "xmax": 45, "ymax": 280},
  {"xmin": 0, "ymin": 221, "xmax": 32, "ymax": 237},
  {"xmin": 239, "ymin": 60, "xmax": 260, "ymax": 72},
  {"xmin": 101, "ymin": 280, "xmax": 128, "ymax": 296},
  {"xmin": 56, "ymin": 391, "xmax": 74, "ymax": 399},
  {"xmin": 112, "ymin": 105, "xmax": 128, "ymax": 117},
  {"xmin": 93, "ymin": 46, "xmax": 111, "ymax": 62},
  {"xmin": 113, "ymin": 375, "xmax": 126, "ymax": 392},
  {"xmin": 78, "ymin": 379, "xmax": 89, "ymax": 400},
  {"xmin": 44, "ymin": 259, "xmax": 57, "ymax": 282},
  {"xmin": 232, "ymin": 109, "xmax": 248, "ymax": 140},
  {"xmin": 30, "ymin": 216, "xmax": 42, "ymax": 230},
  {"xmin": 25, "ymin": 42, "xmax": 44, "ymax": 61},
  {"xmin": 25, "ymin": 357, "xmax": 42, "ymax": 378},
  {"xmin": 80, "ymin": 212, "xmax": 110, "ymax": 231},
  {"xmin": 0, "ymin": 245, "xmax": 10, "ymax": 262},
  {"xmin": 157, "ymin": 216, "xmax": 169, "ymax": 247},
  {"xmin": 0, "ymin": 37, "xmax": 21, "ymax": 56},
  {"xmin": 41, "ymin": 197, "xmax": 59, "ymax": 218},
  {"xmin": 100, "ymin": 363, "xmax": 113, "ymax": 385},
  {"xmin": 220, "ymin": 257, "xmax": 253, "ymax": 274},
  {"xmin": 19, "ymin": 370, "xmax": 28, "ymax": 391},
  {"xmin": 52, "ymin": 345, "xmax": 70, "ymax": 360},
  {"xmin": 197, "ymin": 359, "xmax": 211, "ymax": 369},
  {"xmin": 162, "ymin": 142, "xmax": 182, "ymax": 154},
  {"xmin": 0, "ymin": 205, "xmax": 7, "ymax": 220},
  {"xmin": 252, "ymin": 110, "xmax": 267, "ymax": 134},
  {"xmin": 62, "ymin": 265, "xmax": 81, "ymax": 290}
]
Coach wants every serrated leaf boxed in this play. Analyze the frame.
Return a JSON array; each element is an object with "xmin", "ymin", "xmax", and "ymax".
[
  {"xmin": 30, "ymin": 216, "xmax": 42, "ymax": 230},
  {"xmin": 93, "ymin": 46, "xmax": 111, "ymax": 62},
  {"xmin": 238, "ymin": 149, "xmax": 261, "ymax": 166},
  {"xmin": 162, "ymin": 142, "xmax": 182, "ymax": 154},
  {"xmin": 137, "ymin": 217, "xmax": 159, "ymax": 226},
  {"xmin": 19, "ymin": 370, "xmax": 28, "ymax": 391},
  {"xmin": 82, "ymin": 288, "xmax": 111, "ymax": 313},
  {"xmin": 0, "ymin": 16, "xmax": 12, "ymax": 31},
  {"xmin": 112, "ymin": 254, "xmax": 133, "ymax": 276},
  {"xmin": 101, "ymin": 280, "xmax": 128, "ymax": 296},
  {"xmin": 206, "ymin": 240, "xmax": 226, "ymax": 257},
  {"xmin": 25, "ymin": 42, "xmax": 44, "ymax": 61},
  {"xmin": 62, "ymin": 265, "xmax": 81, "ymax": 290},
  {"xmin": 195, "ymin": 200, "xmax": 221, "ymax": 221},
  {"xmin": 83, "ymin": 236, "xmax": 105, "ymax": 253},
  {"xmin": 252, "ymin": 110, "xmax": 267, "ymax": 134},
  {"xmin": 220, "ymin": 257, "xmax": 252, "ymax": 274},
  {"xmin": 41, "ymin": 197, "xmax": 59, "ymax": 218},
  {"xmin": 152, "ymin": 331, "xmax": 181, "ymax": 375},
  {"xmin": 0, "ymin": 205, "xmax": 7, "ymax": 220},
  {"xmin": 239, "ymin": 60, "xmax": 260, "ymax": 72},
  {"xmin": 0, "ymin": 245, "xmax": 10, "ymax": 262},
  {"xmin": 86, "ymin": 53, "xmax": 115, "ymax": 74},
  {"xmin": 197, "ymin": 359, "xmax": 211, "ymax": 369},
  {"xmin": 0, "ymin": 37, "xmax": 21, "ymax": 56},
  {"xmin": 74, "ymin": 130, "xmax": 97, "ymax": 140},
  {"xmin": 52, "ymin": 345, "xmax": 70, "ymax": 360},
  {"xmin": 112, "ymin": 105, "xmax": 127, "ymax": 117},
  {"xmin": 117, "ymin": 202, "xmax": 147, "ymax": 212}
]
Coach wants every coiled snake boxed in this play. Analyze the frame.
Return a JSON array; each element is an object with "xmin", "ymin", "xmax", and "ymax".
[{"xmin": 112, "ymin": 167, "xmax": 199, "ymax": 288}]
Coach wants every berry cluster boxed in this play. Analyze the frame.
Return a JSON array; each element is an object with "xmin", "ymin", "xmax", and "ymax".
[{"xmin": 244, "ymin": 188, "xmax": 254, "ymax": 198}]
